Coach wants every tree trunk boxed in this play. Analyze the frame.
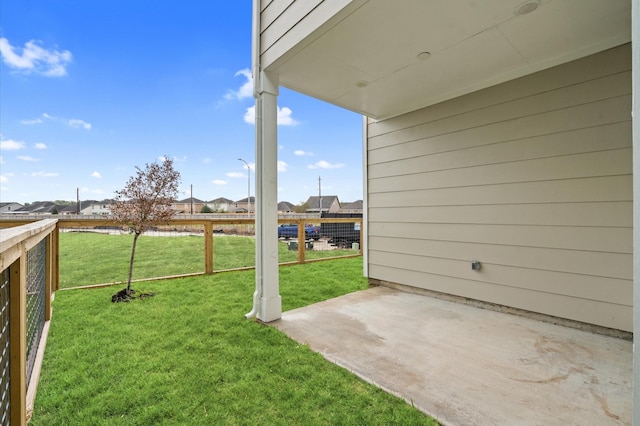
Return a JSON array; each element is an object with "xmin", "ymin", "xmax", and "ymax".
[{"xmin": 127, "ymin": 232, "xmax": 140, "ymax": 295}]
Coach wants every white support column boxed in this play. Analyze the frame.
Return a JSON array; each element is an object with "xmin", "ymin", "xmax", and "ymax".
[
  {"xmin": 255, "ymin": 70, "xmax": 282, "ymax": 322},
  {"xmin": 632, "ymin": 1, "xmax": 639, "ymax": 423}
]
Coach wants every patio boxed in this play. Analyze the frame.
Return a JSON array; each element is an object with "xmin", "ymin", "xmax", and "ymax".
[{"xmin": 272, "ymin": 286, "xmax": 632, "ymax": 425}]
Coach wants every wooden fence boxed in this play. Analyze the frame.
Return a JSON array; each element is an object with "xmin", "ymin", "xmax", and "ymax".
[
  {"xmin": 0, "ymin": 219, "xmax": 57, "ymax": 425},
  {"xmin": 0, "ymin": 216, "xmax": 362, "ymax": 423},
  {"xmin": 3, "ymin": 217, "xmax": 362, "ymax": 288}
]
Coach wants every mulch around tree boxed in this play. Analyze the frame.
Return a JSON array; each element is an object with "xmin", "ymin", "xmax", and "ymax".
[{"xmin": 111, "ymin": 288, "xmax": 156, "ymax": 303}]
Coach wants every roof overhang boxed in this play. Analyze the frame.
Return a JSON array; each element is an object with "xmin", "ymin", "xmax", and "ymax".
[{"xmin": 265, "ymin": 0, "xmax": 631, "ymax": 120}]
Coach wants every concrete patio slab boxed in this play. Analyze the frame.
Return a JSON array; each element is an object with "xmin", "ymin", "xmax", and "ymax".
[{"xmin": 271, "ymin": 286, "xmax": 632, "ymax": 425}]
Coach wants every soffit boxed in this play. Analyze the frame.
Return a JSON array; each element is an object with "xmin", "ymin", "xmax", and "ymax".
[{"xmin": 266, "ymin": 0, "xmax": 631, "ymax": 120}]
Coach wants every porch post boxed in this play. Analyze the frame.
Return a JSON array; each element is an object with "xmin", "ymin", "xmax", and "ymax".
[
  {"xmin": 255, "ymin": 70, "xmax": 282, "ymax": 322},
  {"xmin": 632, "ymin": 0, "xmax": 639, "ymax": 422}
]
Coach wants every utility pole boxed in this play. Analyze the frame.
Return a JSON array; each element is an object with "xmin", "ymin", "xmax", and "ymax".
[
  {"xmin": 318, "ymin": 176, "xmax": 322, "ymax": 218},
  {"xmin": 190, "ymin": 184, "xmax": 193, "ymax": 214},
  {"xmin": 76, "ymin": 187, "xmax": 80, "ymax": 215}
]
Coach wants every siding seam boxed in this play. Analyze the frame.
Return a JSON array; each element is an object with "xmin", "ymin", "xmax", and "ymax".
[{"xmin": 368, "ymin": 70, "xmax": 632, "ymax": 139}]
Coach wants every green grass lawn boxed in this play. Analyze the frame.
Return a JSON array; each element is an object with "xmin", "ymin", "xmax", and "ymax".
[
  {"xmin": 33, "ymin": 258, "xmax": 436, "ymax": 425},
  {"xmin": 60, "ymin": 231, "xmax": 357, "ymax": 288}
]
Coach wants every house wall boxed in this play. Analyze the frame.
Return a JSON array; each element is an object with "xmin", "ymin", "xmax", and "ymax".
[
  {"xmin": 234, "ymin": 200, "xmax": 254, "ymax": 213},
  {"xmin": 327, "ymin": 199, "xmax": 341, "ymax": 213},
  {"xmin": 0, "ymin": 203, "xmax": 22, "ymax": 213},
  {"xmin": 259, "ymin": 0, "xmax": 360, "ymax": 69},
  {"xmin": 80, "ymin": 204, "xmax": 111, "ymax": 215},
  {"xmin": 208, "ymin": 200, "xmax": 232, "ymax": 212},
  {"xmin": 175, "ymin": 202, "xmax": 204, "ymax": 213},
  {"xmin": 367, "ymin": 44, "xmax": 632, "ymax": 331}
]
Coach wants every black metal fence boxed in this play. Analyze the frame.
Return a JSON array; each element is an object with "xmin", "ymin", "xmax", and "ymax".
[
  {"xmin": 25, "ymin": 239, "xmax": 47, "ymax": 386},
  {"xmin": 0, "ymin": 269, "xmax": 10, "ymax": 426}
]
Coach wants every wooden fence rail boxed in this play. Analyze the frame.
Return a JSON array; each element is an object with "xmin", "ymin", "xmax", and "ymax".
[
  {"xmin": 0, "ymin": 219, "xmax": 57, "ymax": 425},
  {"xmin": 0, "ymin": 216, "xmax": 362, "ymax": 423},
  {"xmin": 2, "ymin": 217, "xmax": 362, "ymax": 288}
]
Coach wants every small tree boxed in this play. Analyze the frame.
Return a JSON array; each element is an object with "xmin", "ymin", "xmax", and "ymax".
[
  {"xmin": 200, "ymin": 205, "xmax": 214, "ymax": 213},
  {"xmin": 111, "ymin": 157, "xmax": 181, "ymax": 296}
]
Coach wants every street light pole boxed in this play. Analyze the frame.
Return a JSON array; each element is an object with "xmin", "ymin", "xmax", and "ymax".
[{"xmin": 238, "ymin": 158, "xmax": 250, "ymax": 218}]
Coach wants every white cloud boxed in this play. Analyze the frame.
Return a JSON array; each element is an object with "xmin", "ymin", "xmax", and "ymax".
[
  {"xmin": 224, "ymin": 68, "xmax": 253, "ymax": 100},
  {"xmin": 35, "ymin": 142, "xmax": 47, "ymax": 149},
  {"xmin": 203, "ymin": 158, "xmax": 211, "ymax": 164},
  {"xmin": 68, "ymin": 119, "xmax": 91, "ymax": 130},
  {"xmin": 91, "ymin": 171, "xmax": 102, "ymax": 178},
  {"xmin": 17, "ymin": 156, "xmax": 38, "ymax": 161},
  {"xmin": 308, "ymin": 160, "xmax": 345, "ymax": 170},
  {"xmin": 243, "ymin": 105, "xmax": 299, "ymax": 126},
  {"xmin": 0, "ymin": 38, "xmax": 72, "ymax": 77},
  {"xmin": 277, "ymin": 107, "xmax": 298, "ymax": 126},
  {"xmin": 21, "ymin": 118, "xmax": 43, "ymax": 125},
  {"xmin": 31, "ymin": 171, "xmax": 59, "ymax": 177},
  {"xmin": 0, "ymin": 138, "xmax": 25, "ymax": 150},
  {"xmin": 0, "ymin": 156, "xmax": 3, "ymax": 164},
  {"xmin": 243, "ymin": 106, "xmax": 255, "ymax": 124},
  {"xmin": 212, "ymin": 180, "xmax": 227, "ymax": 185},
  {"xmin": 30, "ymin": 113, "xmax": 91, "ymax": 130},
  {"xmin": 226, "ymin": 172, "xmax": 245, "ymax": 178},
  {"xmin": 0, "ymin": 175, "xmax": 7, "ymax": 183},
  {"xmin": 294, "ymin": 150, "xmax": 314, "ymax": 156},
  {"xmin": 277, "ymin": 161, "xmax": 288, "ymax": 172}
]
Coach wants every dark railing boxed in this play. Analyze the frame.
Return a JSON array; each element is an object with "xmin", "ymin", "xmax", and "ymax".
[
  {"xmin": 0, "ymin": 269, "xmax": 10, "ymax": 425},
  {"xmin": 25, "ymin": 239, "xmax": 47, "ymax": 386}
]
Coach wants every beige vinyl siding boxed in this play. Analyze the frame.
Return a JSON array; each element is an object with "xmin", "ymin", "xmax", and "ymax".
[
  {"xmin": 367, "ymin": 44, "xmax": 632, "ymax": 331},
  {"xmin": 260, "ymin": 0, "xmax": 359, "ymax": 69}
]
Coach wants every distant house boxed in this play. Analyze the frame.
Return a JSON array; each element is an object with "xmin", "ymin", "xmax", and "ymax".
[
  {"xmin": 277, "ymin": 201, "xmax": 296, "ymax": 213},
  {"xmin": 339, "ymin": 200, "xmax": 363, "ymax": 214},
  {"xmin": 305, "ymin": 196, "xmax": 341, "ymax": 214},
  {"xmin": 207, "ymin": 197, "xmax": 235, "ymax": 213},
  {"xmin": 234, "ymin": 196, "xmax": 255, "ymax": 213},
  {"xmin": 54, "ymin": 200, "xmax": 114, "ymax": 215},
  {"xmin": 0, "ymin": 202, "xmax": 23, "ymax": 213},
  {"xmin": 16, "ymin": 201, "xmax": 65, "ymax": 214},
  {"xmin": 59, "ymin": 204, "xmax": 79, "ymax": 215},
  {"xmin": 174, "ymin": 197, "xmax": 205, "ymax": 214},
  {"xmin": 80, "ymin": 200, "xmax": 113, "ymax": 215}
]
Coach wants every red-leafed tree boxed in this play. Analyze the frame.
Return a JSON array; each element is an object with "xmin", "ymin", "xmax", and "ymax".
[{"xmin": 111, "ymin": 156, "xmax": 181, "ymax": 296}]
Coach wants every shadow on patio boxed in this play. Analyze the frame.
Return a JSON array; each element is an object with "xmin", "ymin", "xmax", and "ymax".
[{"xmin": 272, "ymin": 286, "xmax": 631, "ymax": 425}]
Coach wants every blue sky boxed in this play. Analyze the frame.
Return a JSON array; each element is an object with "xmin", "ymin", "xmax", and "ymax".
[{"xmin": 0, "ymin": 1, "xmax": 363, "ymax": 206}]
